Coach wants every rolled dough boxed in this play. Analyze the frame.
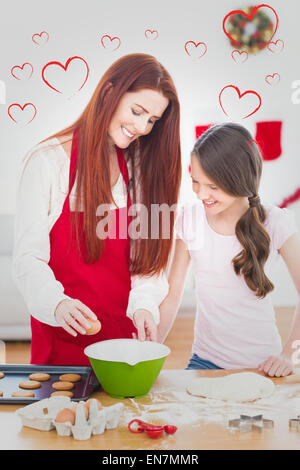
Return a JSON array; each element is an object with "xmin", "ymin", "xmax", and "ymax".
[{"xmin": 186, "ymin": 372, "xmax": 275, "ymax": 402}]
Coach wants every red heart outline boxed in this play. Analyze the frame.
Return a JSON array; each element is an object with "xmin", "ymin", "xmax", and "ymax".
[
  {"xmin": 11, "ymin": 63, "xmax": 34, "ymax": 80},
  {"xmin": 41, "ymin": 56, "xmax": 89, "ymax": 94},
  {"xmin": 265, "ymin": 73, "xmax": 280, "ymax": 85},
  {"xmin": 219, "ymin": 85, "xmax": 262, "ymax": 119},
  {"xmin": 184, "ymin": 41, "xmax": 207, "ymax": 58},
  {"xmin": 279, "ymin": 187, "xmax": 300, "ymax": 208},
  {"xmin": 100, "ymin": 34, "xmax": 121, "ymax": 50},
  {"xmin": 8, "ymin": 103, "xmax": 37, "ymax": 124},
  {"xmin": 231, "ymin": 50, "xmax": 248, "ymax": 63},
  {"xmin": 32, "ymin": 31, "xmax": 49, "ymax": 45},
  {"xmin": 223, "ymin": 4, "xmax": 278, "ymax": 48},
  {"xmin": 267, "ymin": 39, "xmax": 284, "ymax": 53},
  {"xmin": 145, "ymin": 29, "xmax": 158, "ymax": 39}
]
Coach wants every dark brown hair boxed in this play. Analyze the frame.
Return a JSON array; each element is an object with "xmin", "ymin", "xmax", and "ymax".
[
  {"xmin": 192, "ymin": 122, "xmax": 274, "ymax": 298},
  {"xmin": 41, "ymin": 53, "xmax": 181, "ymax": 275}
]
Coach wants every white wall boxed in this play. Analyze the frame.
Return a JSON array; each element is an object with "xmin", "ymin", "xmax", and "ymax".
[{"xmin": 1, "ymin": 0, "xmax": 299, "ymax": 306}]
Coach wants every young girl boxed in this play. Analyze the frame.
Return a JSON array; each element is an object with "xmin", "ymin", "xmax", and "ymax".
[{"xmin": 158, "ymin": 122, "xmax": 300, "ymax": 377}]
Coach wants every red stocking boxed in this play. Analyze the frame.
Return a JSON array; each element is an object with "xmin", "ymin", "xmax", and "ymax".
[
  {"xmin": 255, "ymin": 121, "xmax": 282, "ymax": 161},
  {"xmin": 195, "ymin": 124, "xmax": 214, "ymax": 139}
]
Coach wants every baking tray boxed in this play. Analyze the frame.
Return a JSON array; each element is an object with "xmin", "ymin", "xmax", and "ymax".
[{"xmin": 0, "ymin": 364, "xmax": 100, "ymax": 404}]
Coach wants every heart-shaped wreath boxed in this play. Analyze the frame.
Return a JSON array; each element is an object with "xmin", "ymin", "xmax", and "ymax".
[{"xmin": 224, "ymin": 5, "xmax": 276, "ymax": 54}]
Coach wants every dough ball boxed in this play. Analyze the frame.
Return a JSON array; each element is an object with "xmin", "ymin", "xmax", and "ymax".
[{"xmin": 186, "ymin": 372, "xmax": 275, "ymax": 402}]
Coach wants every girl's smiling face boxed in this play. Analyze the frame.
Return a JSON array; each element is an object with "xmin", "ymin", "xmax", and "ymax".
[
  {"xmin": 190, "ymin": 153, "xmax": 238, "ymax": 214},
  {"xmin": 107, "ymin": 88, "xmax": 169, "ymax": 149}
]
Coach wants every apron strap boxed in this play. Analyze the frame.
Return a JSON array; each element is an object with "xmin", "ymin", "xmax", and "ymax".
[{"xmin": 116, "ymin": 146, "xmax": 132, "ymax": 207}]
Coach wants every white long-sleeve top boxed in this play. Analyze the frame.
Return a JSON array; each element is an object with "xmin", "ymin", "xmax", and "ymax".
[{"xmin": 12, "ymin": 137, "xmax": 169, "ymax": 327}]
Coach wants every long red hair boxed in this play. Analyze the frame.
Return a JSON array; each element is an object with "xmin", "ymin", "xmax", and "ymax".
[{"xmin": 40, "ymin": 53, "xmax": 181, "ymax": 275}]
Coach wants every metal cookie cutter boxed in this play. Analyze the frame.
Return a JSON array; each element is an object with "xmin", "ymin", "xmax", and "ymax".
[
  {"xmin": 228, "ymin": 414, "xmax": 274, "ymax": 433},
  {"xmin": 289, "ymin": 416, "xmax": 300, "ymax": 431}
]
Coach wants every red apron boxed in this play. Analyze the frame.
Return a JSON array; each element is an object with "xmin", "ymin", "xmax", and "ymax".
[{"xmin": 30, "ymin": 132, "xmax": 137, "ymax": 365}]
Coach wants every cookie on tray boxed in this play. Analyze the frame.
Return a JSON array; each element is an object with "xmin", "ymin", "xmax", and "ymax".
[
  {"xmin": 12, "ymin": 391, "xmax": 35, "ymax": 397},
  {"xmin": 29, "ymin": 373, "xmax": 50, "ymax": 382},
  {"xmin": 52, "ymin": 381, "xmax": 74, "ymax": 391},
  {"xmin": 51, "ymin": 391, "xmax": 74, "ymax": 398},
  {"xmin": 59, "ymin": 374, "xmax": 81, "ymax": 383},
  {"xmin": 19, "ymin": 380, "xmax": 41, "ymax": 389}
]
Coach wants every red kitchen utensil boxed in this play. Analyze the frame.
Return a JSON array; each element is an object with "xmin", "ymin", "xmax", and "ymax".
[{"xmin": 128, "ymin": 419, "xmax": 177, "ymax": 439}]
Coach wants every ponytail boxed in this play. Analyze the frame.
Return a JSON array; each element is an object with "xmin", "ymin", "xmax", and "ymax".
[{"xmin": 232, "ymin": 197, "xmax": 274, "ymax": 299}]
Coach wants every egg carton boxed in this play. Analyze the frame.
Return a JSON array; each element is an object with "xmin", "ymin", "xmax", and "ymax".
[
  {"xmin": 16, "ymin": 396, "xmax": 72, "ymax": 431},
  {"xmin": 16, "ymin": 396, "xmax": 124, "ymax": 440}
]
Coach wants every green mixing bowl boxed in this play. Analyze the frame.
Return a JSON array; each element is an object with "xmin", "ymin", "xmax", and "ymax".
[{"xmin": 84, "ymin": 339, "xmax": 170, "ymax": 399}]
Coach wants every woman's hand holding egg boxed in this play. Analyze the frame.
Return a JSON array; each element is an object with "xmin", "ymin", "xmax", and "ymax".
[{"xmin": 54, "ymin": 299, "xmax": 99, "ymax": 337}]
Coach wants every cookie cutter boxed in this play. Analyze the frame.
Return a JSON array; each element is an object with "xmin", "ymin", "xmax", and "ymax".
[
  {"xmin": 228, "ymin": 414, "xmax": 274, "ymax": 433},
  {"xmin": 289, "ymin": 415, "xmax": 300, "ymax": 432}
]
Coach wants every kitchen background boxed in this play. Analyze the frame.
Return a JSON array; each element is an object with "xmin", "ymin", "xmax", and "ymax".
[{"xmin": 0, "ymin": 0, "xmax": 299, "ymax": 340}]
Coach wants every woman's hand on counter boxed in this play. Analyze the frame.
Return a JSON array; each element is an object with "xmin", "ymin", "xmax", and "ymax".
[
  {"xmin": 54, "ymin": 299, "xmax": 98, "ymax": 336},
  {"xmin": 133, "ymin": 309, "xmax": 157, "ymax": 342},
  {"xmin": 258, "ymin": 354, "xmax": 295, "ymax": 377}
]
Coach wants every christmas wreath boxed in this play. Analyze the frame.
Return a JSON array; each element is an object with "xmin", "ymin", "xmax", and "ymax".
[{"xmin": 227, "ymin": 6, "xmax": 274, "ymax": 54}]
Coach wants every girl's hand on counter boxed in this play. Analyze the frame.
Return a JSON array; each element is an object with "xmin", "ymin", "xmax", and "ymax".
[
  {"xmin": 133, "ymin": 309, "xmax": 157, "ymax": 342},
  {"xmin": 258, "ymin": 354, "xmax": 295, "ymax": 377},
  {"xmin": 54, "ymin": 299, "xmax": 98, "ymax": 336}
]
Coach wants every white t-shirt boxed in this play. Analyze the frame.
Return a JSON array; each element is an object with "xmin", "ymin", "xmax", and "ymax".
[
  {"xmin": 12, "ymin": 138, "xmax": 169, "ymax": 327},
  {"xmin": 175, "ymin": 201, "xmax": 298, "ymax": 369}
]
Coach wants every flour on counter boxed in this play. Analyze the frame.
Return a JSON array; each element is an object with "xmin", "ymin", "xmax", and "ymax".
[{"xmin": 119, "ymin": 382, "xmax": 300, "ymax": 430}]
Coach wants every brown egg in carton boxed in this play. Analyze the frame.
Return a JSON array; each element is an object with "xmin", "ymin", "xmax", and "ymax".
[
  {"xmin": 16, "ymin": 396, "xmax": 124, "ymax": 440},
  {"xmin": 53, "ymin": 400, "xmax": 124, "ymax": 440}
]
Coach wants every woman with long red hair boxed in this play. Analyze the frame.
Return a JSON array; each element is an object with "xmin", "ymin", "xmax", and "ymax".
[{"xmin": 12, "ymin": 53, "xmax": 181, "ymax": 365}]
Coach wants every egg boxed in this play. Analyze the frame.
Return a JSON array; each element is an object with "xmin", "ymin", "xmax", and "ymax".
[
  {"xmin": 55, "ymin": 408, "xmax": 76, "ymax": 425},
  {"xmin": 72, "ymin": 403, "xmax": 89, "ymax": 420},
  {"xmin": 84, "ymin": 398, "xmax": 103, "ymax": 416},
  {"xmin": 85, "ymin": 319, "xmax": 101, "ymax": 335}
]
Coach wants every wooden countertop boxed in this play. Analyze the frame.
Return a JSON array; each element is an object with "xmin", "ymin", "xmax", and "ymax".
[{"xmin": 1, "ymin": 368, "xmax": 300, "ymax": 450}]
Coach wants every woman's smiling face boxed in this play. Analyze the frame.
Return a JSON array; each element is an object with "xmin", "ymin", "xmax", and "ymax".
[{"xmin": 107, "ymin": 88, "xmax": 169, "ymax": 149}]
